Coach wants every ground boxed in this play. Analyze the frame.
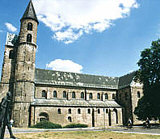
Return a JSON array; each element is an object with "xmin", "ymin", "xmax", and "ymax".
[{"xmin": 4, "ymin": 126, "xmax": 160, "ymax": 139}]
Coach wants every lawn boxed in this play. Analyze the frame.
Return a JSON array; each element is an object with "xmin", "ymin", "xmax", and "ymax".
[{"xmin": 5, "ymin": 131, "xmax": 160, "ymax": 139}]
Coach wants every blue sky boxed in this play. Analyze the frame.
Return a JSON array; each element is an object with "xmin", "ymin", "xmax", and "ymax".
[{"xmin": 0, "ymin": 0, "xmax": 160, "ymax": 77}]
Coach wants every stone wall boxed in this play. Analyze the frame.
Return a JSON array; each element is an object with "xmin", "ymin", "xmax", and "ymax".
[
  {"xmin": 35, "ymin": 85, "xmax": 117, "ymax": 101},
  {"xmin": 0, "ymin": 45, "xmax": 15, "ymax": 100},
  {"xmin": 117, "ymin": 87, "xmax": 132, "ymax": 124},
  {"xmin": 130, "ymin": 81, "xmax": 143, "ymax": 124},
  {"xmin": 31, "ymin": 106, "xmax": 122, "ymax": 127}
]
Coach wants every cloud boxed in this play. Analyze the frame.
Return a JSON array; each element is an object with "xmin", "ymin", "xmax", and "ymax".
[
  {"xmin": 46, "ymin": 59, "xmax": 83, "ymax": 73},
  {"xmin": 33, "ymin": 0, "xmax": 138, "ymax": 44},
  {"xmin": 5, "ymin": 22, "xmax": 17, "ymax": 32}
]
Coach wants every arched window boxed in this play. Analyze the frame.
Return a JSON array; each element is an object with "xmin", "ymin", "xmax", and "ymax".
[
  {"xmin": 78, "ymin": 108, "xmax": 81, "ymax": 114},
  {"xmin": 68, "ymin": 116, "xmax": 72, "ymax": 122},
  {"xmin": 97, "ymin": 93, "xmax": 100, "ymax": 99},
  {"xmin": 58, "ymin": 108, "xmax": 61, "ymax": 114},
  {"xmin": 9, "ymin": 50, "xmax": 14, "ymax": 59},
  {"xmin": 63, "ymin": 91, "xmax": 67, "ymax": 98},
  {"xmin": 89, "ymin": 93, "xmax": 93, "ymax": 99},
  {"xmin": 106, "ymin": 109, "xmax": 108, "ymax": 113},
  {"xmin": 112, "ymin": 94, "xmax": 116, "ymax": 99},
  {"xmin": 88, "ymin": 109, "xmax": 91, "ymax": 114},
  {"xmin": 98, "ymin": 109, "xmax": 100, "ymax": 114},
  {"xmin": 105, "ymin": 93, "xmax": 108, "ymax": 100},
  {"xmin": 39, "ymin": 112, "xmax": 49, "ymax": 121},
  {"xmin": 81, "ymin": 92, "xmax": 84, "ymax": 99},
  {"xmin": 72, "ymin": 91, "xmax": 76, "ymax": 98},
  {"xmin": 137, "ymin": 91, "xmax": 141, "ymax": 98},
  {"xmin": 42, "ymin": 90, "xmax": 47, "ymax": 99},
  {"xmin": 27, "ymin": 34, "xmax": 32, "ymax": 43},
  {"xmin": 27, "ymin": 22, "xmax": 33, "ymax": 31},
  {"xmin": 68, "ymin": 109, "xmax": 71, "ymax": 114},
  {"xmin": 53, "ymin": 90, "xmax": 57, "ymax": 98}
]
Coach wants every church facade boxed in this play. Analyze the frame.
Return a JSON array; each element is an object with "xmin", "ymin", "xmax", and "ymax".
[{"xmin": 0, "ymin": 1, "xmax": 143, "ymax": 128}]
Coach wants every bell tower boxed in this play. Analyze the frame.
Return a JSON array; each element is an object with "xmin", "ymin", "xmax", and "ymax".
[{"xmin": 13, "ymin": 0, "xmax": 39, "ymax": 127}]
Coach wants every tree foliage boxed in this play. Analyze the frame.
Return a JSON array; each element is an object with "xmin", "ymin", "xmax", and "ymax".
[{"xmin": 134, "ymin": 39, "xmax": 160, "ymax": 120}]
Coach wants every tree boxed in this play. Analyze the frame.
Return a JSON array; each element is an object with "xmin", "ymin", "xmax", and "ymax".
[{"xmin": 134, "ymin": 39, "xmax": 160, "ymax": 120}]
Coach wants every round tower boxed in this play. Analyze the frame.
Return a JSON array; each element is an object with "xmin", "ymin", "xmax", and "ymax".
[{"xmin": 13, "ymin": 0, "xmax": 39, "ymax": 127}]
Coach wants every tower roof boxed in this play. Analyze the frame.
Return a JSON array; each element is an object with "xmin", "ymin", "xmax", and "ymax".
[{"xmin": 21, "ymin": 0, "xmax": 39, "ymax": 24}]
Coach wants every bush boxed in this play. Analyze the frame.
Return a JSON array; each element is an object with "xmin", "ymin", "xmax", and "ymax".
[
  {"xmin": 31, "ymin": 121, "xmax": 62, "ymax": 129},
  {"xmin": 63, "ymin": 123, "xmax": 88, "ymax": 128}
]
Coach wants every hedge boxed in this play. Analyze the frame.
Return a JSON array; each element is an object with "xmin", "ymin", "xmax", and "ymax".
[
  {"xmin": 63, "ymin": 123, "xmax": 88, "ymax": 128},
  {"xmin": 31, "ymin": 121, "xmax": 62, "ymax": 129}
]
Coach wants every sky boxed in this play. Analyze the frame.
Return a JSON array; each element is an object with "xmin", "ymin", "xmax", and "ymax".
[{"xmin": 0, "ymin": 0, "xmax": 160, "ymax": 78}]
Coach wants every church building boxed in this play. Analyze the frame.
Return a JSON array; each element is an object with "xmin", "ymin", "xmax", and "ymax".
[{"xmin": 0, "ymin": 1, "xmax": 143, "ymax": 127}]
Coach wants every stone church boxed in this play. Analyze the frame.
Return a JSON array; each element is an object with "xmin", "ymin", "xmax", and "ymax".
[{"xmin": 0, "ymin": 1, "xmax": 143, "ymax": 127}]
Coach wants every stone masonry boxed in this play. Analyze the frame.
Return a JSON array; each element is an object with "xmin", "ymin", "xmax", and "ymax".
[{"xmin": 0, "ymin": 1, "xmax": 143, "ymax": 128}]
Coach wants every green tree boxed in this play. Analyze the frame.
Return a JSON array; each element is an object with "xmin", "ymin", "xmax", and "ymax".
[{"xmin": 134, "ymin": 39, "xmax": 160, "ymax": 120}]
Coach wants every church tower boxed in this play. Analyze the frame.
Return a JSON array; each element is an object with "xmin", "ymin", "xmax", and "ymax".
[{"xmin": 13, "ymin": 0, "xmax": 39, "ymax": 127}]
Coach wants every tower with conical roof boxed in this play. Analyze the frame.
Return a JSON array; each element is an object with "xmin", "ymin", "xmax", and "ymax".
[{"xmin": 13, "ymin": 0, "xmax": 39, "ymax": 127}]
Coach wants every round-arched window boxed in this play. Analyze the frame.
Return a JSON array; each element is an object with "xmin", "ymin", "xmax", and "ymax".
[
  {"xmin": 81, "ymin": 92, "xmax": 84, "ymax": 99},
  {"xmin": 53, "ymin": 90, "xmax": 57, "ymax": 98},
  {"xmin": 137, "ymin": 91, "xmax": 141, "ymax": 98},
  {"xmin": 27, "ymin": 22, "xmax": 33, "ymax": 31},
  {"xmin": 105, "ymin": 93, "xmax": 108, "ymax": 100},
  {"xmin": 27, "ymin": 34, "xmax": 32, "ymax": 42},
  {"xmin": 42, "ymin": 90, "xmax": 47, "ymax": 99}
]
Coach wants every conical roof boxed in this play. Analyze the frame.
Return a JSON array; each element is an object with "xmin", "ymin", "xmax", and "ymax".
[{"xmin": 21, "ymin": 0, "xmax": 39, "ymax": 24}]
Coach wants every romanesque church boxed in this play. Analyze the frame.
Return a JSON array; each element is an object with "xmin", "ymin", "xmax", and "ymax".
[{"xmin": 0, "ymin": 1, "xmax": 143, "ymax": 127}]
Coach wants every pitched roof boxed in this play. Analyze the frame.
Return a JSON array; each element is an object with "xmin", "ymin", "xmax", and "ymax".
[
  {"xmin": 21, "ymin": 0, "xmax": 39, "ymax": 23},
  {"xmin": 35, "ymin": 68, "xmax": 119, "ymax": 89},
  {"xmin": 31, "ymin": 99, "xmax": 122, "ymax": 108},
  {"xmin": 118, "ymin": 71, "xmax": 136, "ymax": 89}
]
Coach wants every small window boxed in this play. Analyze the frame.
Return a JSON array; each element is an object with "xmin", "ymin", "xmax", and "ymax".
[
  {"xmin": 88, "ymin": 109, "xmax": 91, "ymax": 114},
  {"xmin": 137, "ymin": 91, "xmax": 141, "ymax": 98},
  {"xmin": 27, "ymin": 34, "xmax": 32, "ymax": 43},
  {"xmin": 58, "ymin": 108, "xmax": 61, "ymax": 114},
  {"xmin": 112, "ymin": 94, "xmax": 116, "ymax": 99},
  {"xmin": 97, "ymin": 93, "xmax": 100, "ymax": 99},
  {"xmin": 63, "ymin": 91, "xmax": 67, "ymax": 98},
  {"xmin": 106, "ymin": 109, "xmax": 108, "ymax": 113},
  {"xmin": 53, "ymin": 90, "xmax": 57, "ymax": 98},
  {"xmin": 105, "ymin": 93, "xmax": 108, "ymax": 100},
  {"xmin": 72, "ymin": 91, "xmax": 76, "ymax": 98},
  {"xmin": 68, "ymin": 116, "xmax": 72, "ymax": 122},
  {"xmin": 68, "ymin": 109, "xmax": 71, "ymax": 114},
  {"xmin": 78, "ymin": 109, "xmax": 81, "ymax": 114},
  {"xmin": 9, "ymin": 50, "xmax": 14, "ymax": 59},
  {"xmin": 27, "ymin": 22, "xmax": 33, "ymax": 31},
  {"xmin": 81, "ymin": 92, "xmax": 84, "ymax": 99},
  {"xmin": 89, "ymin": 93, "xmax": 93, "ymax": 99},
  {"xmin": 98, "ymin": 109, "xmax": 100, "ymax": 114},
  {"xmin": 42, "ymin": 90, "xmax": 47, "ymax": 99}
]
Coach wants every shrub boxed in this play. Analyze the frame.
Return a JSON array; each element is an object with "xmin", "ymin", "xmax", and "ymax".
[
  {"xmin": 63, "ymin": 123, "xmax": 88, "ymax": 128},
  {"xmin": 31, "ymin": 121, "xmax": 62, "ymax": 129}
]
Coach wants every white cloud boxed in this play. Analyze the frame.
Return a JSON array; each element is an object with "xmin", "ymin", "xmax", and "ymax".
[
  {"xmin": 5, "ymin": 23, "xmax": 17, "ymax": 32},
  {"xmin": 46, "ymin": 59, "xmax": 83, "ymax": 73},
  {"xmin": 33, "ymin": 0, "xmax": 138, "ymax": 44}
]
